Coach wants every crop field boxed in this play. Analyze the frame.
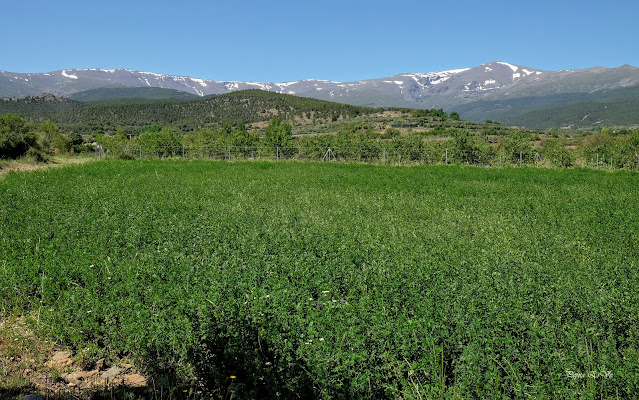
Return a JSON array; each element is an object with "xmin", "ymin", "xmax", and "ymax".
[{"xmin": 1, "ymin": 160, "xmax": 638, "ymax": 399}]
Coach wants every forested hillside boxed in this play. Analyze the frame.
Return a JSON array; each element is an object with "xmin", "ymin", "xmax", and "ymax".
[
  {"xmin": 0, "ymin": 90, "xmax": 379, "ymax": 133},
  {"xmin": 452, "ymin": 85, "xmax": 639, "ymax": 130}
]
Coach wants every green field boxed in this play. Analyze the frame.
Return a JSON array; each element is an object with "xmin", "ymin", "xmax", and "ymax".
[{"xmin": 1, "ymin": 160, "xmax": 638, "ymax": 399}]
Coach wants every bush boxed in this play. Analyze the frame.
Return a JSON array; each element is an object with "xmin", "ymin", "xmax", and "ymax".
[
  {"xmin": 139, "ymin": 127, "xmax": 183, "ymax": 157},
  {"xmin": 451, "ymin": 130, "xmax": 494, "ymax": 165},
  {"xmin": 52, "ymin": 134, "xmax": 72, "ymax": 154},
  {"xmin": 498, "ymin": 132, "xmax": 533, "ymax": 165},
  {"xmin": 0, "ymin": 114, "xmax": 37, "ymax": 159},
  {"xmin": 116, "ymin": 152, "xmax": 135, "ymax": 160},
  {"xmin": 26, "ymin": 147, "xmax": 49, "ymax": 163},
  {"xmin": 542, "ymin": 139, "xmax": 574, "ymax": 167}
]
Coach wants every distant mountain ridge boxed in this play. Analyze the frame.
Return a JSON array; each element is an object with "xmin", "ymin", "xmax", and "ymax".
[{"xmin": 2, "ymin": 62, "xmax": 639, "ymax": 128}]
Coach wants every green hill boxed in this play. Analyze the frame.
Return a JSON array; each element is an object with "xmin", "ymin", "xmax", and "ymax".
[
  {"xmin": 0, "ymin": 90, "xmax": 380, "ymax": 133},
  {"xmin": 69, "ymin": 87, "xmax": 199, "ymax": 101}
]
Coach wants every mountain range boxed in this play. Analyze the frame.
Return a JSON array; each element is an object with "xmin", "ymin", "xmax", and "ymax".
[{"xmin": 2, "ymin": 62, "xmax": 639, "ymax": 129}]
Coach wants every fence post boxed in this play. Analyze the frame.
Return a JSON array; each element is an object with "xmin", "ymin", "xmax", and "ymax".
[
  {"xmin": 596, "ymin": 153, "xmax": 599, "ymax": 168},
  {"xmin": 383, "ymin": 147, "xmax": 386, "ymax": 163},
  {"xmin": 228, "ymin": 146, "xmax": 231, "ymax": 161},
  {"xmin": 139, "ymin": 145, "xmax": 142, "ymax": 159},
  {"xmin": 277, "ymin": 146, "xmax": 280, "ymax": 160},
  {"xmin": 445, "ymin": 149, "xmax": 448, "ymax": 165},
  {"xmin": 519, "ymin": 151, "xmax": 522, "ymax": 167},
  {"xmin": 182, "ymin": 144, "xmax": 185, "ymax": 159}
]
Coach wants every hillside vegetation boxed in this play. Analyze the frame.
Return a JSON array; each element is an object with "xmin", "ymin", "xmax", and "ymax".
[
  {"xmin": 2, "ymin": 89, "xmax": 639, "ymax": 171},
  {"xmin": 0, "ymin": 90, "xmax": 379, "ymax": 133},
  {"xmin": 69, "ymin": 87, "xmax": 199, "ymax": 101},
  {"xmin": 453, "ymin": 85, "xmax": 639, "ymax": 130}
]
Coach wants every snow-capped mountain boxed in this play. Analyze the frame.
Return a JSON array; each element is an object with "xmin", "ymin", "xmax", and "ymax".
[{"xmin": 2, "ymin": 62, "xmax": 639, "ymax": 114}]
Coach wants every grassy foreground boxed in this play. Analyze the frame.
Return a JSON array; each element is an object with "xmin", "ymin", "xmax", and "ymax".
[{"xmin": 1, "ymin": 160, "xmax": 638, "ymax": 399}]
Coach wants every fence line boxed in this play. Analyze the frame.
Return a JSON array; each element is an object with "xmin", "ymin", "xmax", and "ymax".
[{"xmin": 97, "ymin": 144, "xmax": 621, "ymax": 169}]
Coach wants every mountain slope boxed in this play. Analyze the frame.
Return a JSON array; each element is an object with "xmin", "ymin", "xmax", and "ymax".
[
  {"xmin": 2, "ymin": 63, "xmax": 639, "ymax": 129},
  {"xmin": 453, "ymin": 84, "xmax": 639, "ymax": 129}
]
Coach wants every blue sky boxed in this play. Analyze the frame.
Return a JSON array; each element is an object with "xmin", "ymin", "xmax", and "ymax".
[{"xmin": 3, "ymin": 0, "xmax": 638, "ymax": 82}]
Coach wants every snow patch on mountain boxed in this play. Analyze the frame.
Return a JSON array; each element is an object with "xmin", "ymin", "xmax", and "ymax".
[
  {"xmin": 275, "ymin": 81, "xmax": 300, "ymax": 88},
  {"xmin": 496, "ymin": 62, "xmax": 519, "ymax": 72},
  {"xmin": 61, "ymin": 70, "xmax": 78, "ymax": 79},
  {"xmin": 191, "ymin": 78, "xmax": 208, "ymax": 87}
]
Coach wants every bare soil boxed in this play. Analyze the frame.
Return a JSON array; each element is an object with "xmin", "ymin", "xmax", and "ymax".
[
  {"xmin": 0, "ymin": 156, "xmax": 98, "ymax": 180},
  {"xmin": 0, "ymin": 316, "xmax": 148, "ymax": 399}
]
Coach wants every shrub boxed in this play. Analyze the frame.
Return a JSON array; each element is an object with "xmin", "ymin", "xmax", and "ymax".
[
  {"xmin": 498, "ymin": 132, "xmax": 533, "ymax": 165},
  {"xmin": 52, "ymin": 134, "xmax": 72, "ymax": 154},
  {"xmin": 0, "ymin": 114, "xmax": 36, "ymax": 159},
  {"xmin": 542, "ymin": 139, "xmax": 575, "ymax": 167},
  {"xmin": 26, "ymin": 147, "xmax": 49, "ymax": 163}
]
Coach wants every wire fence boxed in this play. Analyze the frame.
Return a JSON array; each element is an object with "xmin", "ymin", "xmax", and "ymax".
[{"xmin": 97, "ymin": 144, "xmax": 625, "ymax": 170}]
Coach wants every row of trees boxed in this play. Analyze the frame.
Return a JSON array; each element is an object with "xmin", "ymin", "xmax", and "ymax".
[
  {"xmin": 96, "ymin": 118, "xmax": 639, "ymax": 169},
  {"xmin": 3, "ymin": 112, "xmax": 639, "ymax": 169},
  {"xmin": 0, "ymin": 114, "xmax": 88, "ymax": 160}
]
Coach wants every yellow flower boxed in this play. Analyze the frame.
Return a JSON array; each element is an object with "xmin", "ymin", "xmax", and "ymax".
[{"xmin": 230, "ymin": 375, "xmax": 236, "ymax": 379}]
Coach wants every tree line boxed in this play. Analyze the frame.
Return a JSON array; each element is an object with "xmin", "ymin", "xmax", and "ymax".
[{"xmin": 3, "ymin": 109, "xmax": 639, "ymax": 170}]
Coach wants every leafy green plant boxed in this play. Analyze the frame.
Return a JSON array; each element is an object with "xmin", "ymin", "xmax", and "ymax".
[{"xmin": 2, "ymin": 161, "xmax": 638, "ymax": 399}]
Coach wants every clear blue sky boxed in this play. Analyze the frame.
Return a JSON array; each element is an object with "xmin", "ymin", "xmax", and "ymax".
[{"xmin": 3, "ymin": 0, "xmax": 638, "ymax": 82}]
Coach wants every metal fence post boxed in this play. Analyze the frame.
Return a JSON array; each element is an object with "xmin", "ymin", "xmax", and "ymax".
[{"xmin": 445, "ymin": 149, "xmax": 448, "ymax": 165}]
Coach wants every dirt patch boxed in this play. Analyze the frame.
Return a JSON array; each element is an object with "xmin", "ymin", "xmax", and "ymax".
[
  {"xmin": 0, "ymin": 156, "xmax": 98, "ymax": 179},
  {"xmin": 1, "ymin": 316, "xmax": 148, "ymax": 399}
]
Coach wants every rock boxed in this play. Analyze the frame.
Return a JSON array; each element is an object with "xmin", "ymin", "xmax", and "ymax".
[
  {"xmin": 124, "ymin": 373, "xmax": 147, "ymax": 388},
  {"xmin": 95, "ymin": 358, "xmax": 106, "ymax": 371},
  {"xmin": 101, "ymin": 366, "xmax": 122, "ymax": 380},
  {"xmin": 45, "ymin": 350, "xmax": 74, "ymax": 369},
  {"xmin": 64, "ymin": 369, "xmax": 99, "ymax": 384}
]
